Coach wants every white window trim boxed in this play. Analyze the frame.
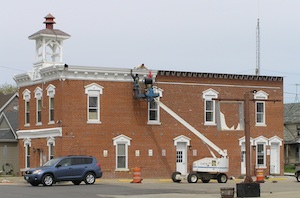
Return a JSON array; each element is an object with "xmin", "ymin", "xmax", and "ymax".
[
  {"xmin": 85, "ymin": 83, "xmax": 103, "ymax": 124},
  {"xmin": 34, "ymin": 87, "xmax": 43, "ymax": 125},
  {"xmin": 46, "ymin": 84, "xmax": 56, "ymax": 125},
  {"xmin": 148, "ymin": 86, "xmax": 163, "ymax": 125},
  {"xmin": 23, "ymin": 89, "xmax": 31, "ymax": 127},
  {"xmin": 47, "ymin": 137, "xmax": 55, "ymax": 160},
  {"xmin": 202, "ymin": 89, "xmax": 219, "ymax": 125},
  {"xmin": 254, "ymin": 136, "xmax": 268, "ymax": 169},
  {"xmin": 254, "ymin": 91, "xmax": 268, "ymax": 126},
  {"xmin": 24, "ymin": 138, "xmax": 31, "ymax": 169},
  {"xmin": 113, "ymin": 134, "xmax": 131, "ymax": 171}
]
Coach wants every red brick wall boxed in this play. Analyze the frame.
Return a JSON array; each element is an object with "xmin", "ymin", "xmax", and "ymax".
[{"xmin": 18, "ymin": 74, "xmax": 284, "ymax": 178}]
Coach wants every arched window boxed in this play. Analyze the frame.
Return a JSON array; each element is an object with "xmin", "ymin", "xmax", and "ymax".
[
  {"xmin": 22, "ymin": 89, "xmax": 31, "ymax": 126},
  {"xmin": 34, "ymin": 87, "xmax": 43, "ymax": 125},
  {"xmin": 24, "ymin": 138, "xmax": 31, "ymax": 168},
  {"xmin": 46, "ymin": 84, "xmax": 56, "ymax": 124}
]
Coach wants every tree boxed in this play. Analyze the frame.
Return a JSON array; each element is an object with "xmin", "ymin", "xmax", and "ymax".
[{"xmin": 0, "ymin": 83, "xmax": 18, "ymax": 94}]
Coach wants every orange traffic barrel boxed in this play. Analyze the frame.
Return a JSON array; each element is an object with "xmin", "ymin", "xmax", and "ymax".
[
  {"xmin": 131, "ymin": 167, "xmax": 142, "ymax": 183},
  {"xmin": 255, "ymin": 168, "xmax": 264, "ymax": 183}
]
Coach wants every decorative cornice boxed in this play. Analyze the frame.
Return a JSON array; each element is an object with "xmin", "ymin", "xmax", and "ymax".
[
  {"xmin": 14, "ymin": 64, "xmax": 157, "ymax": 88},
  {"xmin": 158, "ymin": 70, "xmax": 283, "ymax": 82}
]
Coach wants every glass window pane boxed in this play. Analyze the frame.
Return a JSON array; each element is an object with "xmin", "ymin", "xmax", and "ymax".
[
  {"xmin": 257, "ymin": 114, "xmax": 263, "ymax": 123},
  {"xmin": 89, "ymin": 110, "xmax": 98, "ymax": 119},
  {"xmin": 117, "ymin": 156, "xmax": 126, "ymax": 168},
  {"xmin": 117, "ymin": 144, "xmax": 125, "ymax": 155},
  {"xmin": 149, "ymin": 110, "xmax": 157, "ymax": 120},
  {"xmin": 50, "ymin": 98, "xmax": 54, "ymax": 108},
  {"xmin": 257, "ymin": 103, "xmax": 264, "ymax": 112},
  {"xmin": 89, "ymin": 97, "xmax": 98, "ymax": 107},
  {"xmin": 150, "ymin": 101, "xmax": 157, "ymax": 109},
  {"xmin": 206, "ymin": 112, "xmax": 213, "ymax": 122},
  {"xmin": 37, "ymin": 100, "xmax": 41, "ymax": 110},
  {"xmin": 206, "ymin": 101, "xmax": 213, "ymax": 111}
]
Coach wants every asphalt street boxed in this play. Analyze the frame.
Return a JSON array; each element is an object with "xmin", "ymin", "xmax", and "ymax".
[{"xmin": 0, "ymin": 175, "xmax": 299, "ymax": 198}]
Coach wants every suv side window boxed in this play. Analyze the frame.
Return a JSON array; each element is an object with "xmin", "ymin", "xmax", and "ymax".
[
  {"xmin": 84, "ymin": 158, "xmax": 93, "ymax": 164},
  {"xmin": 58, "ymin": 158, "xmax": 71, "ymax": 167},
  {"xmin": 71, "ymin": 158, "xmax": 84, "ymax": 165},
  {"xmin": 71, "ymin": 157, "xmax": 93, "ymax": 165}
]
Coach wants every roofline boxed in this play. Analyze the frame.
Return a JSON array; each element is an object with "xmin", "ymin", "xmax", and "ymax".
[
  {"xmin": 0, "ymin": 112, "xmax": 18, "ymax": 139},
  {"xmin": 158, "ymin": 70, "xmax": 283, "ymax": 82},
  {"xmin": 0, "ymin": 92, "xmax": 18, "ymax": 112}
]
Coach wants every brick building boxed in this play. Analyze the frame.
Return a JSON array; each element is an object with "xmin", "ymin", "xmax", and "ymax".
[{"xmin": 14, "ymin": 14, "xmax": 284, "ymax": 179}]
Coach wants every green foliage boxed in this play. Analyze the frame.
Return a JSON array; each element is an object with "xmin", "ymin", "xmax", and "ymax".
[
  {"xmin": 284, "ymin": 164, "xmax": 295, "ymax": 173},
  {"xmin": 0, "ymin": 83, "xmax": 18, "ymax": 95}
]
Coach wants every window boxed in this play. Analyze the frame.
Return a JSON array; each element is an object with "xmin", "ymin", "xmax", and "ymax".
[
  {"xmin": 85, "ymin": 83, "xmax": 103, "ymax": 124},
  {"xmin": 202, "ymin": 89, "xmax": 219, "ymax": 125},
  {"xmin": 117, "ymin": 144, "xmax": 126, "ymax": 169},
  {"xmin": 88, "ymin": 96, "xmax": 98, "ymax": 120},
  {"xmin": 25, "ymin": 101, "xmax": 30, "ymax": 125},
  {"xmin": 46, "ymin": 84, "xmax": 56, "ymax": 124},
  {"xmin": 34, "ymin": 87, "xmax": 43, "ymax": 125},
  {"xmin": 254, "ymin": 91, "xmax": 268, "ymax": 126},
  {"xmin": 113, "ymin": 134, "xmax": 131, "ymax": 171},
  {"xmin": 256, "ymin": 102, "xmax": 264, "ymax": 124},
  {"xmin": 47, "ymin": 137, "xmax": 55, "ymax": 160},
  {"xmin": 23, "ymin": 89, "xmax": 31, "ymax": 126},
  {"xmin": 49, "ymin": 143, "xmax": 54, "ymax": 160},
  {"xmin": 254, "ymin": 136, "xmax": 268, "ymax": 168},
  {"xmin": 205, "ymin": 100, "xmax": 214, "ymax": 122},
  {"xmin": 37, "ymin": 99, "xmax": 42, "ymax": 123},
  {"xmin": 49, "ymin": 97, "xmax": 54, "ymax": 123},
  {"xmin": 24, "ymin": 139, "xmax": 31, "ymax": 168},
  {"xmin": 147, "ymin": 86, "xmax": 162, "ymax": 125},
  {"xmin": 257, "ymin": 143, "xmax": 265, "ymax": 167}
]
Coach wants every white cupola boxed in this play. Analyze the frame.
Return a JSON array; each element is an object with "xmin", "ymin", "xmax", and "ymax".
[{"xmin": 28, "ymin": 14, "xmax": 70, "ymax": 76}]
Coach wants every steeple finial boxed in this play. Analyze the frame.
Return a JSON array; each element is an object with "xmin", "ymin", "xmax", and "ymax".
[{"xmin": 44, "ymin": 14, "xmax": 56, "ymax": 29}]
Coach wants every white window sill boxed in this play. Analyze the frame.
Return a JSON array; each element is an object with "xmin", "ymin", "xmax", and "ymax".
[
  {"xmin": 147, "ymin": 121, "xmax": 161, "ymax": 125},
  {"xmin": 204, "ymin": 123, "xmax": 216, "ymax": 126},
  {"xmin": 255, "ymin": 123, "xmax": 267, "ymax": 127},
  {"xmin": 24, "ymin": 124, "xmax": 30, "ymax": 127},
  {"xmin": 36, "ymin": 122, "xmax": 42, "ymax": 126},
  {"xmin": 48, "ymin": 121, "xmax": 55, "ymax": 125},
  {"xmin": 115, "ymin": 168, "xmax": 129, "ymax": 172},
  {"xmin": 87, "ymin": 121, "xmax": 101, "ymax": 124},
  {"xmin": 255, "ymin": 166, "xmax": 267, "ymax": 169}
]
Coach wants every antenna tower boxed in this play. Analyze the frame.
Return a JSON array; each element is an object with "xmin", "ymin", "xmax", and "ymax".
[{"xmin": 255, "ymin": 18, "xmax": 260, "ymax": 76}]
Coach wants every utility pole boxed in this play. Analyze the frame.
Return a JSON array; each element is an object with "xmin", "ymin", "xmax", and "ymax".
[{"xmin": 244, "ymin": 92, "xmax": 253, "ymax": 183}]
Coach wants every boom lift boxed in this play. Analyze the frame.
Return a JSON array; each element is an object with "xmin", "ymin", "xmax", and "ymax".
[{"xmin": 131, "ymin": 71, "xmax": 229, "ymax": 183}]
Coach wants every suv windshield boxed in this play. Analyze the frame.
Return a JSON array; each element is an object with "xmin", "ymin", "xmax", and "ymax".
[{"xmin": 43, "ymin": 158, "xmax": 61, "ymax": 167}]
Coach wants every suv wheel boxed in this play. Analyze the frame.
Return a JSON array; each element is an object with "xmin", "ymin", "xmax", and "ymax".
[
  {"xmin": 42, "ymin": 174, "xmax": 54, "ymax": 186},
  {"xmin": 297, "ymin": 173, "xmax": 300, "ymax": 182},
  {"xmin": 84, "ymin": 172, "xmax": 95, "ymax": 185}
]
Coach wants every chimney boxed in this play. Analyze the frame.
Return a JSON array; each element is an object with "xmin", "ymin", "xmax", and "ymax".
[{"xmin": 44, "ymin": 14, "xmax": 56, "ymax": 29}]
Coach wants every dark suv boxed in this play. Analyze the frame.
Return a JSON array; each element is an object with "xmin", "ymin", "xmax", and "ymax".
[{"xmin": 24, "ymin": 156, "xmax": 102, "ymax": 186}]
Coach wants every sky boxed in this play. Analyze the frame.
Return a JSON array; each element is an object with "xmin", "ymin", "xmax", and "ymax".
[{"xmin": 1, "ymin": 0, "xmax": 300, "ymax": 103}]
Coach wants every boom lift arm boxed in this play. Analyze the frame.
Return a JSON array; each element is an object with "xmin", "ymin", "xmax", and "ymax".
[{"xmin": 154, "ymin": 98, "xmax": 227, "ymax": 158}]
